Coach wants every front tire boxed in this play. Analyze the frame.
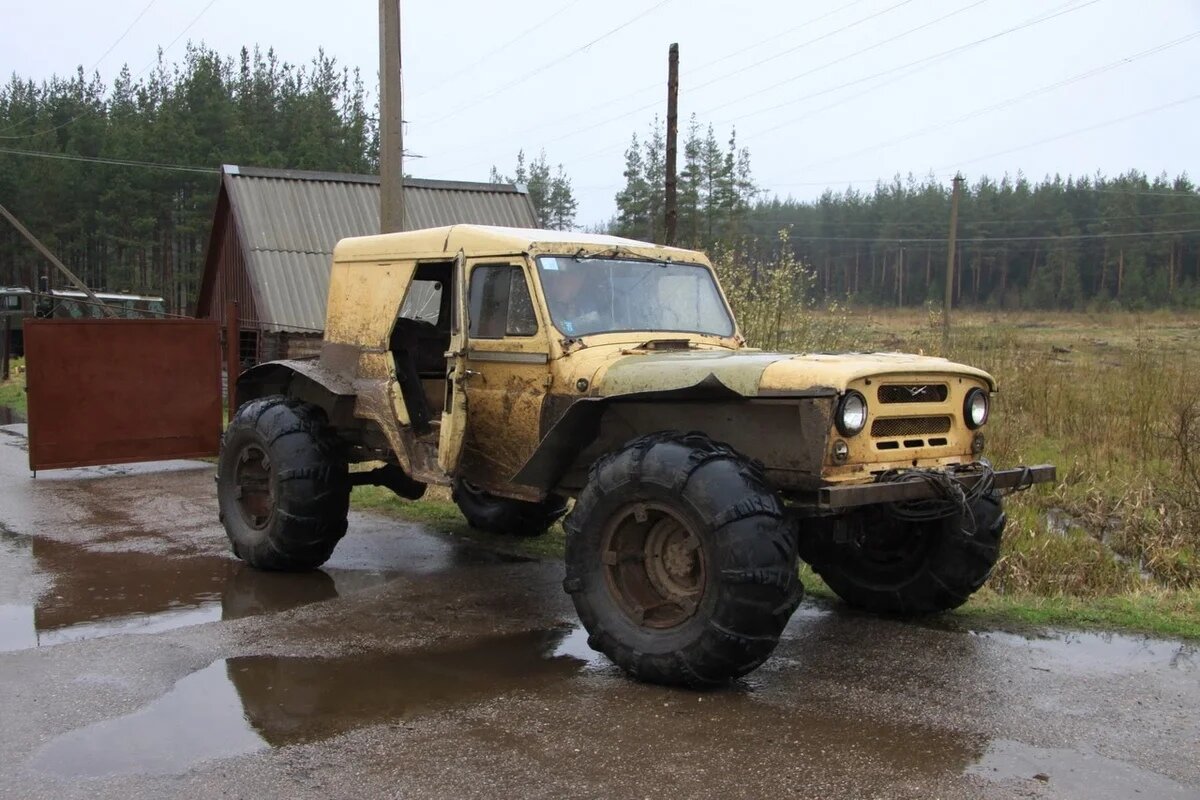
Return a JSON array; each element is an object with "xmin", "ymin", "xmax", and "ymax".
[
  {"xmin": 217, "ymin": 397, "xmax": 350, "ymax": 571},
  {"xmin": 806, "ymin": 491, "xmax": 1005, "ymax": 614},
  {"xmin": 452, "ymin": 479, "xmax": 567, "ymax": 537},
  {"xmin": 563, "ymin": 432, "xmax": 802, "ymax": 688}
]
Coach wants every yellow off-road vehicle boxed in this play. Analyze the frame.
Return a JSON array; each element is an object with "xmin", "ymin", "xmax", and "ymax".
[{"xmin": 218, "ymin": 225, "xmax": 1054, "ymax": 687}]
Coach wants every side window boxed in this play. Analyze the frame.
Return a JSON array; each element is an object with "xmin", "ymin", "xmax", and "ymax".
[
  {"xmin": 468, "ymin": 265, "xmax": 537, "ymax": 339},
  {"xmin": 398, "ymin": 280, "xmax": 443, "ymax": 325},
  {"xmin": 3, "ymin": 295, "xmax": 20, "ymax": 310}
]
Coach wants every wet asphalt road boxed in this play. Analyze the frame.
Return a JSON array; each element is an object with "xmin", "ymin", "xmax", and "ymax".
[{"xmin": 0, "ymin": 422, "xmax": 1197, "ymax": 800}]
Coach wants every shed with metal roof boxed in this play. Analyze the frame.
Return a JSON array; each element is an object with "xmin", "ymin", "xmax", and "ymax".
[{"xmin": 195, "ymin": 164, "xmax": 538, "ymax": 364}]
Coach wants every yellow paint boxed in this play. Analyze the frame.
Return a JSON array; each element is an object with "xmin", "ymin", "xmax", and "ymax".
[{"xmin": 313, "ymin": 224, "xmax": 1002, "ymax": 493}]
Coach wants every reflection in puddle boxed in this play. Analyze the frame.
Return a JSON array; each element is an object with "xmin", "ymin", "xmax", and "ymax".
[
  {"xmin": 0, "ymin": 519, "xmax": 533, "ymax": 653},
  {"xmin": 0, "ymin": 531, "xmax": 365, "ymax": 652},
  {"xmin": 973, "ymin": 629, "xmax": 1196, "ymax": 672},
  {"xmin": 33, "ymin": 628, "xmax": 586, "ymax": 777},
  {"xmin": 968, "ymin": 739, "xmax": 1199, "ymax": 799}
]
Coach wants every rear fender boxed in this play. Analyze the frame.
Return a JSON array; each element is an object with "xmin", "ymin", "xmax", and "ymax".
[{"xmin": 236, "ymin": 360, "xmax": 423, "ymax": 478}]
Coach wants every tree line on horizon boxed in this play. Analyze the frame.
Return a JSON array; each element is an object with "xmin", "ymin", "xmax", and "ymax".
[
  {"xmin": 611, "ymin": 117, "xmax": 1200, "ymax": 311},
  {"xmin": 2, "ymin": 46, "xmax": 1199, "ymax": 314}
]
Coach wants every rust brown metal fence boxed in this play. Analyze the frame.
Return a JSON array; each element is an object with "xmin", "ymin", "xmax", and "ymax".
[{"xmin": 23, "ymin": 318, "xmax": 226, "ymax": 471}]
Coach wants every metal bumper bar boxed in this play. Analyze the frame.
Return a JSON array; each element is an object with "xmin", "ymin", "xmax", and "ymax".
[{"xmin": 815, "ymin": 464, "xmax": 1057, "ymax": 511}]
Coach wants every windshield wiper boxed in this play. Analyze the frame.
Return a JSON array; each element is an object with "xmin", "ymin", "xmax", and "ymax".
[{"xmin": 572, "ymin": 245, "xmax": 672, "ymax": 265}]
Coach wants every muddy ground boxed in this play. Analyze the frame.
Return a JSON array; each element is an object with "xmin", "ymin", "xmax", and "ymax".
[{"xmin": 0, "ymin": 421, "xmax": 1197, "ymax": 800}]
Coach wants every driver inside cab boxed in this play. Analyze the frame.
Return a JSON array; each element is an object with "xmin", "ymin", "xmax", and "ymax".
[{"xmin": 544, "ymin": 263, "xmax": 608, "ymax": 336}]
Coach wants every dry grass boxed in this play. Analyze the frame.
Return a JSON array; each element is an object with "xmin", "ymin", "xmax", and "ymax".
[{"xmin": 810, "ymin": 307, "xmax": 1200, "ymax": 599}]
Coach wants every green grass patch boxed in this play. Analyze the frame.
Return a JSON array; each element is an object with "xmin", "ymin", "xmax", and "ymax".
[
  {"xmin": 957, "ymin": 587, "xmax": 1200, "ymax": 640},
  {"xmin": 0, "ymin": 356, "xmax": 26, "ymax": 416},
  {"xmin": 351, "ymin": 485, "xmax": 567, "ymax": 559}
]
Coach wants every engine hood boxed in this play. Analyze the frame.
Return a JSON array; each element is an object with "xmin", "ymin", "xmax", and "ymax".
[{"xmin": 584, "ymin": 348, "xmax": 996, "ymax": 398}]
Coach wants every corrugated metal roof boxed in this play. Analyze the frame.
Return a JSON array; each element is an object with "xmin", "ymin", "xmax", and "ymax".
[{"xmin": 222, "ymin": 164, "xmax": 539, "ymax": 332}]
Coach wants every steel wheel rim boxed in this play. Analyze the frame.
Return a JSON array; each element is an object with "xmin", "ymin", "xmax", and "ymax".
[
  {"xmin": 600, "ymin": 502, "xmax": 707, "ymax": 630},
  {"xmin": 234, "ymin": 443, "xmax": 274, "ymax": 530}
]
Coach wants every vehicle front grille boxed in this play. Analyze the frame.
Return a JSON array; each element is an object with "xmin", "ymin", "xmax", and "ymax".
[
  {"xmin": 871, "ymin": 415, "xmax": 952, "ymax": 438},
  {"xmin": 877, "ymin": 383, "xmax": 949, "ymax": 403}
]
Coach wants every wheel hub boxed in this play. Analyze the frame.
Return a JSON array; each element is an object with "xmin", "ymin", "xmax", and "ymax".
[
  {"xmin": 601, "ymin": 503, "xmax": 707, "ymax": 630},
  {"xmin": 234, "ymin": 443, "xmax": 274, "ymax": 530}
]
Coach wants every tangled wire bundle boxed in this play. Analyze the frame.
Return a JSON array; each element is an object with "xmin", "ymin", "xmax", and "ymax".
[{"xmin": 875, "ymin": 461, "xmax": 998, "ymax": 533}]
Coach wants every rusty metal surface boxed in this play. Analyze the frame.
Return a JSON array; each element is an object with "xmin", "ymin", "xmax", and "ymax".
[
  {"xmin": 814, "ymin": 464, "xmax": 1057, "ymax": 510},
  {"xmin": 24, "ymin": 319, "xmax": 222, "ymax": 471}
]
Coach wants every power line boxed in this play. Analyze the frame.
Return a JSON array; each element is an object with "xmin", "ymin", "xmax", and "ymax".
[
  {"xmin": 777, "ymin": 228, "xmax": 1200, "ymax": 244},
  {"xmin": 436, "ymin": 0, "xmax": 1095, "ymax": 177},
  {"xmin": 794, "ymin": 30, "xmax": 1200, "ymax": 173},
  {"xmin": 938, "ymin": 93, "xmax": 1200, "ymax": 171},
  {"xmin": 0, "ymin": 0, "xmax": 223, "ymax": 142},
  {"xmin": 747, "ymin": 210, "xmax": 1200, "ymax": 229},
  {"xmin": 688, "ymin": 0, "xmax": 873, "ymax": 77},
  {"xmin": 93, "ymin": 0, "xmax": 164, "ymax": 74},
  {"xmin": 722, "ymin": 0, "xmax": 1099, "ymax": 128},
  {"xmin": 424, "ymin": 0, "xmax": 677, "ymax": 126},
  {"xmin": 0, "ymin": 146, "xmax": 218, "ymax": 174},
  {"xmin": 682, "ymin": 0, "xmax": 923, "ymax": 101},
  {"xmin": 412, "ymin": 0, "xmax": 588, "ymax": 98},
  {"xmin": 423, "ymin": 0, "xmax": 910, "ymax": 165},
  {"xmin": 0, "ymin": 0, "xmax": 161, "ymax": 135}
]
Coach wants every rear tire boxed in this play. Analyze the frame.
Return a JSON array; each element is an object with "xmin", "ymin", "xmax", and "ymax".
[
  {"xmin": 807, "ymin": 491, "xmax": 1005, "ymax": 614},
  {"xmin": 217, "ymin": 396, "xmax": 350, "ymax": 571},
  {"xmin": 563, "ymin": 432, "xmax": 802, "ymax": 688},
  {"xmin": 452, "ymin": 479, "xmax": 567, "ymax": 537}
]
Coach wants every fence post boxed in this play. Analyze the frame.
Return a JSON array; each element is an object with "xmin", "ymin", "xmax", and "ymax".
[{"xmin": 226, "ymin": 301, "xmax": 239, "ymax": 421}]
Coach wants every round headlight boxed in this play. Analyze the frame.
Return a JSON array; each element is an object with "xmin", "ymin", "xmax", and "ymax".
[
  {"xmin": 964, "ymin": 388, "xmax": 989, "ymax": 429},
  {"xmin": 836, "ymin": 391, "xmax": 868, "ymax": 436}
]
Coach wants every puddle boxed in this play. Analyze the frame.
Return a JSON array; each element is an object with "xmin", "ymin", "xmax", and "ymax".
[
  {"xmin": 968, "ymin": 739, "xmax": 1200, "ymax": 799},
  {"xmin": 972, "ymin": 629, "xmax": 1196, "ymax": 673},
  {"xmin": 0, "ymin": 532, "xmax": 365, "ymax": 653},
  {"xmin": 32, "ymin": 627, "xmax": 588, "ymax": 777}
]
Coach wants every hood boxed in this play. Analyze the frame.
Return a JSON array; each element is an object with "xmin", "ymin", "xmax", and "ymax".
[{"xmin": 588, "ymin": 349, "xmax": 996, "ymax": 398}]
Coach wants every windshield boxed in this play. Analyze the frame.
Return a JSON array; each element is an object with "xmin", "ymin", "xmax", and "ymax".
[{"xmin": 536, "ymin": 256, "xmax": 734, "ymax": 338}]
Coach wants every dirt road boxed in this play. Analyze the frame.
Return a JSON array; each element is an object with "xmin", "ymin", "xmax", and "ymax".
[{"xmin": 0, "ymin": 421, "xmax": 1196, "ymax": 800}]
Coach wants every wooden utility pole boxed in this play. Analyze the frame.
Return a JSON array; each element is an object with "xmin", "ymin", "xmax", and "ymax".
[
  {"xmin": 664, "ymin": 43, "xmax": 679, "ymax": 246},
  {"xmin": 0, "ymin": 203, "xmax": 116, "ymax": 317},
  {"xmin": 943, "ymin": 174, "xmax": 962, "ymax": 345},
  {"xmin": 379, "ymin": 0, "xmax": 405, "ymax": 233}
]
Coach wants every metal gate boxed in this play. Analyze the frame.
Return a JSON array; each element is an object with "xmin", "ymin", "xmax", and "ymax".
[{"xmin": 24, "ymin": 319, "xmax": 224, "ymax": 471}]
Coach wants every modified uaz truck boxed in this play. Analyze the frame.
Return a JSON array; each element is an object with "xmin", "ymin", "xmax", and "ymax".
[{"xmin": 218, "ymin": 226, "xmax": 1054, "ymax": 687}]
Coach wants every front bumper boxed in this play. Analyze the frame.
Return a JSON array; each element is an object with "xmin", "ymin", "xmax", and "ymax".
[{"xmin": 813, "ymin": 464, "xmax": 1056, "ymax": 510}]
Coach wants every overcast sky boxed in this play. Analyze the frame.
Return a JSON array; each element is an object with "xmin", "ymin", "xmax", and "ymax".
[{"xmin": 3, "ymin": 0, "xmax": 1198, "ymax": 225}]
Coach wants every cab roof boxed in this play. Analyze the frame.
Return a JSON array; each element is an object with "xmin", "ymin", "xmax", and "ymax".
[{"xmin": 332, "ymin": 225, "xmax": 704, "ymax": 262}]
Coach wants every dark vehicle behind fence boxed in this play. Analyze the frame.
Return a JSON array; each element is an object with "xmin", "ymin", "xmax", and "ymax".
[{"xmin": 1, "ymin": 287, "xmax": 167, "ymax": 357}]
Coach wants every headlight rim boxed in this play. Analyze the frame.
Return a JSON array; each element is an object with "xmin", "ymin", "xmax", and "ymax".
[
  {"xmin": 964, "ymin": 387, "xmax": 990, "ymax": 429},
  {"xmin": 836, "ymin": 390, "xmax": 868, "ymax": 437}
]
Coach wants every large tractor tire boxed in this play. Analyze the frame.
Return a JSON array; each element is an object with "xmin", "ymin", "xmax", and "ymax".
[
  {"xmin": 452, "ymin": 479, "xmax": 567, "ymax": 537},
  {"xmin": 563, "ymin": 432, "xmax": 803, "ymax": 688},
  {"xmin": 217, "ymin": 396, "xmax": 350, "ymax": 571},
  {"xmin": 807, "ymin": 491, "xmax": 1005, "ymax": 615}
]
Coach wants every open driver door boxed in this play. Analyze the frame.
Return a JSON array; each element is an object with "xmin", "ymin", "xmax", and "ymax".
[{"xmin": 438, "ymin": 250, "xmax": 469, "ymax": 474}]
